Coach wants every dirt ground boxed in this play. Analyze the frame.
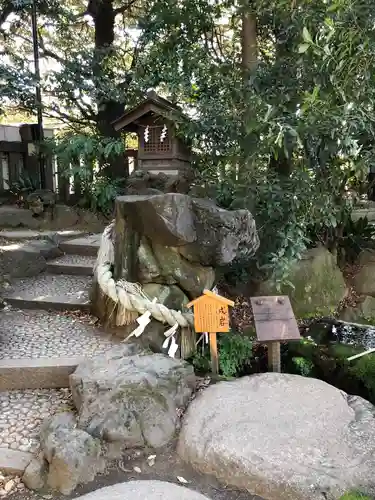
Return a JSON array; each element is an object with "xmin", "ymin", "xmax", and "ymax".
[{"xmin": 12, "ymin": 442, "xmax": 265, "ymax": 500}]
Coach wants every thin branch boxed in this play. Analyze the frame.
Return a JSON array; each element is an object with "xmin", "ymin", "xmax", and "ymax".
[
  {"xmin": 46, "ymin": 106, "xmax": 94, "ymax": 127},
  {"xmin": 38, "ymin": 31, "xmax": 65, "ymax": 63},
  {"xmin": 114, "ymin": 0, "xmax": 138, "ymax": 16}
]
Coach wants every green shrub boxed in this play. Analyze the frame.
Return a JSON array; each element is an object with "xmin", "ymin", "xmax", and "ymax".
[
  {"xmin": 349, "ymin": 355, "xmax": 375, "ymax": 402},
  {"xmin": 291, "ymin": 356, "xmax": 314, "ymax": 377},
  {"xmin": 219, "ymin": 334, "xmax": 253, "ymax": 377},
  {"xmin": 190, "ymin": 332, "xmax": 253, "ymax": 378},
  {"xmin": 339, "ymin": 216, "xmax": 375, "ymax": 264}
]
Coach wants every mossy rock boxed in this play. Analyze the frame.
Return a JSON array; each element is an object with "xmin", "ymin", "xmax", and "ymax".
[
  {"xmin": 340, "ymin": 296, "xmax": 375, "ymax": 324},
  {"xmin": 259, "ymin": 246, "xmax": 347, "ymax": 318},
  {"xmin": 353, "ymin": 250, "xmax": 375, "ymax": 296}
]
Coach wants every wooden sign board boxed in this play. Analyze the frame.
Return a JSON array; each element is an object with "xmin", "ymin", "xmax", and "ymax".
[
  {"xmin": 250, "ymin": 296, "xmax": 300, "ymax": 343},
  {"xmin": 187, "ymin": 290, "xmax": 234, "ymax": 374},
  {"xmin": 186, "ymin": 290, "xmax": 234, "ymax": 333}
]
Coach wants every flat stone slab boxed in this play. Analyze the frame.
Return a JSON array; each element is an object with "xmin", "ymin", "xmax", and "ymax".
[
  {"xmin": 0, "ymin": 206, "xmax": 40, "ymax": 229},
  {"xmin": 76, "ymin": 480, "xmax": 211, "ymax": 500},
  {"xmin": 60, "ymin": 234, "xmax": 101, "ymax": 256},
  {"xmin": 0, "ymin": 449, "xmax": 33, "ymax": 475},
  {"xmin": 178, "ymin": 373, "xmax": 375, "ymax": 500},
  {"xmin": 47, "ymin": 254, "xmax": 95, "ymax": 276},
  {"xmin": 0, "ymin": 356, "xmax": 84, "ymax": 390},
  {"xmin": 0, "ymin": 308, "xmax": 117, "ymax": 360},
  {"xmin": 3, "ymin": 274, "xmax": 91, "ymax": 311},
  {"xmin": 0, "ymin": 229, "xmax": 88, "ymax": 243}
]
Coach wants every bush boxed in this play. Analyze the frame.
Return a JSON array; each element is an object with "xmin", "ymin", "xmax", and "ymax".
[
  {"xmin": 349, "ymin": 355, "xmax": 375, "ymax": 403},
  {"xmin": 190, "ymin": 332, "xmax": 253, "ymax": 378}
]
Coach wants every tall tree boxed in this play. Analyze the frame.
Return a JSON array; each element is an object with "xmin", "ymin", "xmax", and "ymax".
[{"xmin": 0, "ymin": 0, "xmax": 146, "ymax": 174}]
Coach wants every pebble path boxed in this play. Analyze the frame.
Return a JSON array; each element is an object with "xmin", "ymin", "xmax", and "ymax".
[
  {"xmin": 0, "ymin": 388, "xmax": 75, "ymax": 453},
  {"xmin": 0, "ymin": 309, "xmax": 119, "ymax": 360}
]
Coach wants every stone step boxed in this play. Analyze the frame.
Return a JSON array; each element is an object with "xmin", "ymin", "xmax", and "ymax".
[
  {"xmin": 0, "ymin": 357, "xmax": 83, "ymax": 391},
  {"xmin": 47, "ymin": 254, "xmax": 95, "ymax": 276},
  {"xmin": 0, "ymin": 309, "xmax": 120, "ymax": 391},
  {"xmin": 59, "ymin": 234, "xmax": 101, "ymax": 257},
  {"xmin": 2, "ymin": 274, "xmax": 92, "ymax": 312},
  {"xmin": 0, "ymin": 308, "xmax": 118, "ymax": 363},
  {"xmin": 0, "ymin": 229, "xmax": 88, "ymax": 244}
]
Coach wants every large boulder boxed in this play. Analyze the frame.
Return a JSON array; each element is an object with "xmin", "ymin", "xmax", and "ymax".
[
  {"xmin": 178, "ymin": 373, "xmax": 375, "ymax": 500},
  {"xmin": 0, "ymin": 240, "xmax": 62, "ymax": 280},
  {"xmin": 116, "ymin": 194, "xmax": 259, "ymax": 266},
  {"xmin": 138, "ymin": 240, "xmax": 215, "ymax": 298},
  {"xmin": 75, "ymin": 480, "xmax": 211, "ymax": 500},
  {"xmin": 259, "ymin": 246, "xmax": 347, "ymax": 317},
  {"xmin": 70, "ymin": 345, "xmax": 196, "ymax": 450},
  {"xmin": 142, "ymin": 283, "xmax": 189, "ymax": 310},
  {"xmin": 339, "ymin": 295, "xmax": 375, "ymax": 323},
  {"xmin": 353, "ymin": 250, "xmax": 375, "ymax": 296},
  {"xmin": 39, "ymin": 412, "xmax": 104, "ymax": 495}
]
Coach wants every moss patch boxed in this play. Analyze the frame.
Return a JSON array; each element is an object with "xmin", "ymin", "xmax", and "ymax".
[
  {"xmin": 259, "ymin": 247, "xmax": 347, "ymax": 318},
  {"xmin": 339, "ymin": 492, "xmax": 373, "ymax": 500}
]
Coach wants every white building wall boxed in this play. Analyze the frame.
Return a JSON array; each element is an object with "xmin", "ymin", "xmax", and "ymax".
[{"xmin": 0, "ymin": 124, "xmax": 54, "ymax": 142}]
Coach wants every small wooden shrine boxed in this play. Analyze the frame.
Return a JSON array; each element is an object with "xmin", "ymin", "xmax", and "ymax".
[{"xmin": 112, "ymin": 91, "xmax": 192, "ymax": 177}]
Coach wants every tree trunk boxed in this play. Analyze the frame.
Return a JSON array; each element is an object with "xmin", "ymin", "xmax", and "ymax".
[
  {"xmin": 89, "ymin": 0, "xmax": 128, "ymax": 179},
  {"xmin": 239, "ymin": 4, "xmax": 257, "ymax": 178},
  {"xmin": 241, "ymin": 8, "xmax": 257, "ymax": 78}
]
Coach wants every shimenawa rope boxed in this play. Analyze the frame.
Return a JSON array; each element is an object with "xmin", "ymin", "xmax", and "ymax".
[{"xmin": 94, "ymin": 222, "xmax": 194, "ymax": 328}]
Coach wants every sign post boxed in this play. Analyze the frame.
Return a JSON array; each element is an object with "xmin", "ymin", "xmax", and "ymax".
[
  {"xmin": 187, "ymin": 290, "xmax": 234, "ymax": 375},
  {"xmin": 250, "ymin": 296, "xmax": 300, "ymax": 373}
]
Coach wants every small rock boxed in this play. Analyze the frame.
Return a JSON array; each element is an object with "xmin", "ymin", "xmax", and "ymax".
[
  {"xmin": 177, "ymin": 476, "xmax": 188, "ymax": 484},
  {"xmin": 4, "ymin": 479, "xmax": 15, "ymax": 492},
  {"xmin": 40, "ymin": 413, "xmax": 105, "ymax": 495},
  {"xmin": 22, "ymin": 454, "xmax": 47, "ymax": 491}
]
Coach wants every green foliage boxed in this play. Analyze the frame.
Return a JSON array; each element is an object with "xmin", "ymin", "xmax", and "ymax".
[
  {"xmin": 339, "ymin": 492, "xmax": 373, "ymax": 500},
  {"xmin": 284, "ymin": 331, "xmax": 375, "ymax": 404},
  {"xmin": 88, "ymin": 176, "xmax": 125, "ymax": 216},
  {"xmin": 291, "ymin": 356, "xmax": 314, "ymax": 377},
  {"xmin": 218, "ymin": 334, "xmax": 253, "ymax": 378},
  {"xmin": 349, "ymin": 355, "xmax": 375, "ymax": 403},
  {"xmin": 190, "ymin": 333, "xmax": 253, "ymax": 378},
  {"xmin": 5, "ymin": 172, "xmax": 40, "ymax": 204},
  {"xmin": 3, "ymin": 0, "xmax": 375, "ymax": 281},
  {"xmin": 48, "ymin": 133, "xmax": 126, "ymax": 215},
  {"xmin": 340, "ymin": 217, "xmax": 375, "ymax": 263},
  {"xmin": 309, "ymin": 212, "xmax": 375, "ymax": 264}
]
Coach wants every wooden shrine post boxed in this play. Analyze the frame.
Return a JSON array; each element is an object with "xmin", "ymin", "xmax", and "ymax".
[
  {"xmin": 187, "ymin": 290, "xmax": 234, "ymax": 375},
  {"xmin": 250, "ymin": 296, "xmax": 301, "ymax": 373}
]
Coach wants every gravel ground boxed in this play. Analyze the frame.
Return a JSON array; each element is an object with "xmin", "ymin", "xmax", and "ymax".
[
  {"xmin": 2, "ymin": 274, "xmax": 91, "ymax": 305},
  {"xmin": 0, "ymin": 309, "xmax": 119, "ymax": 359}
]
